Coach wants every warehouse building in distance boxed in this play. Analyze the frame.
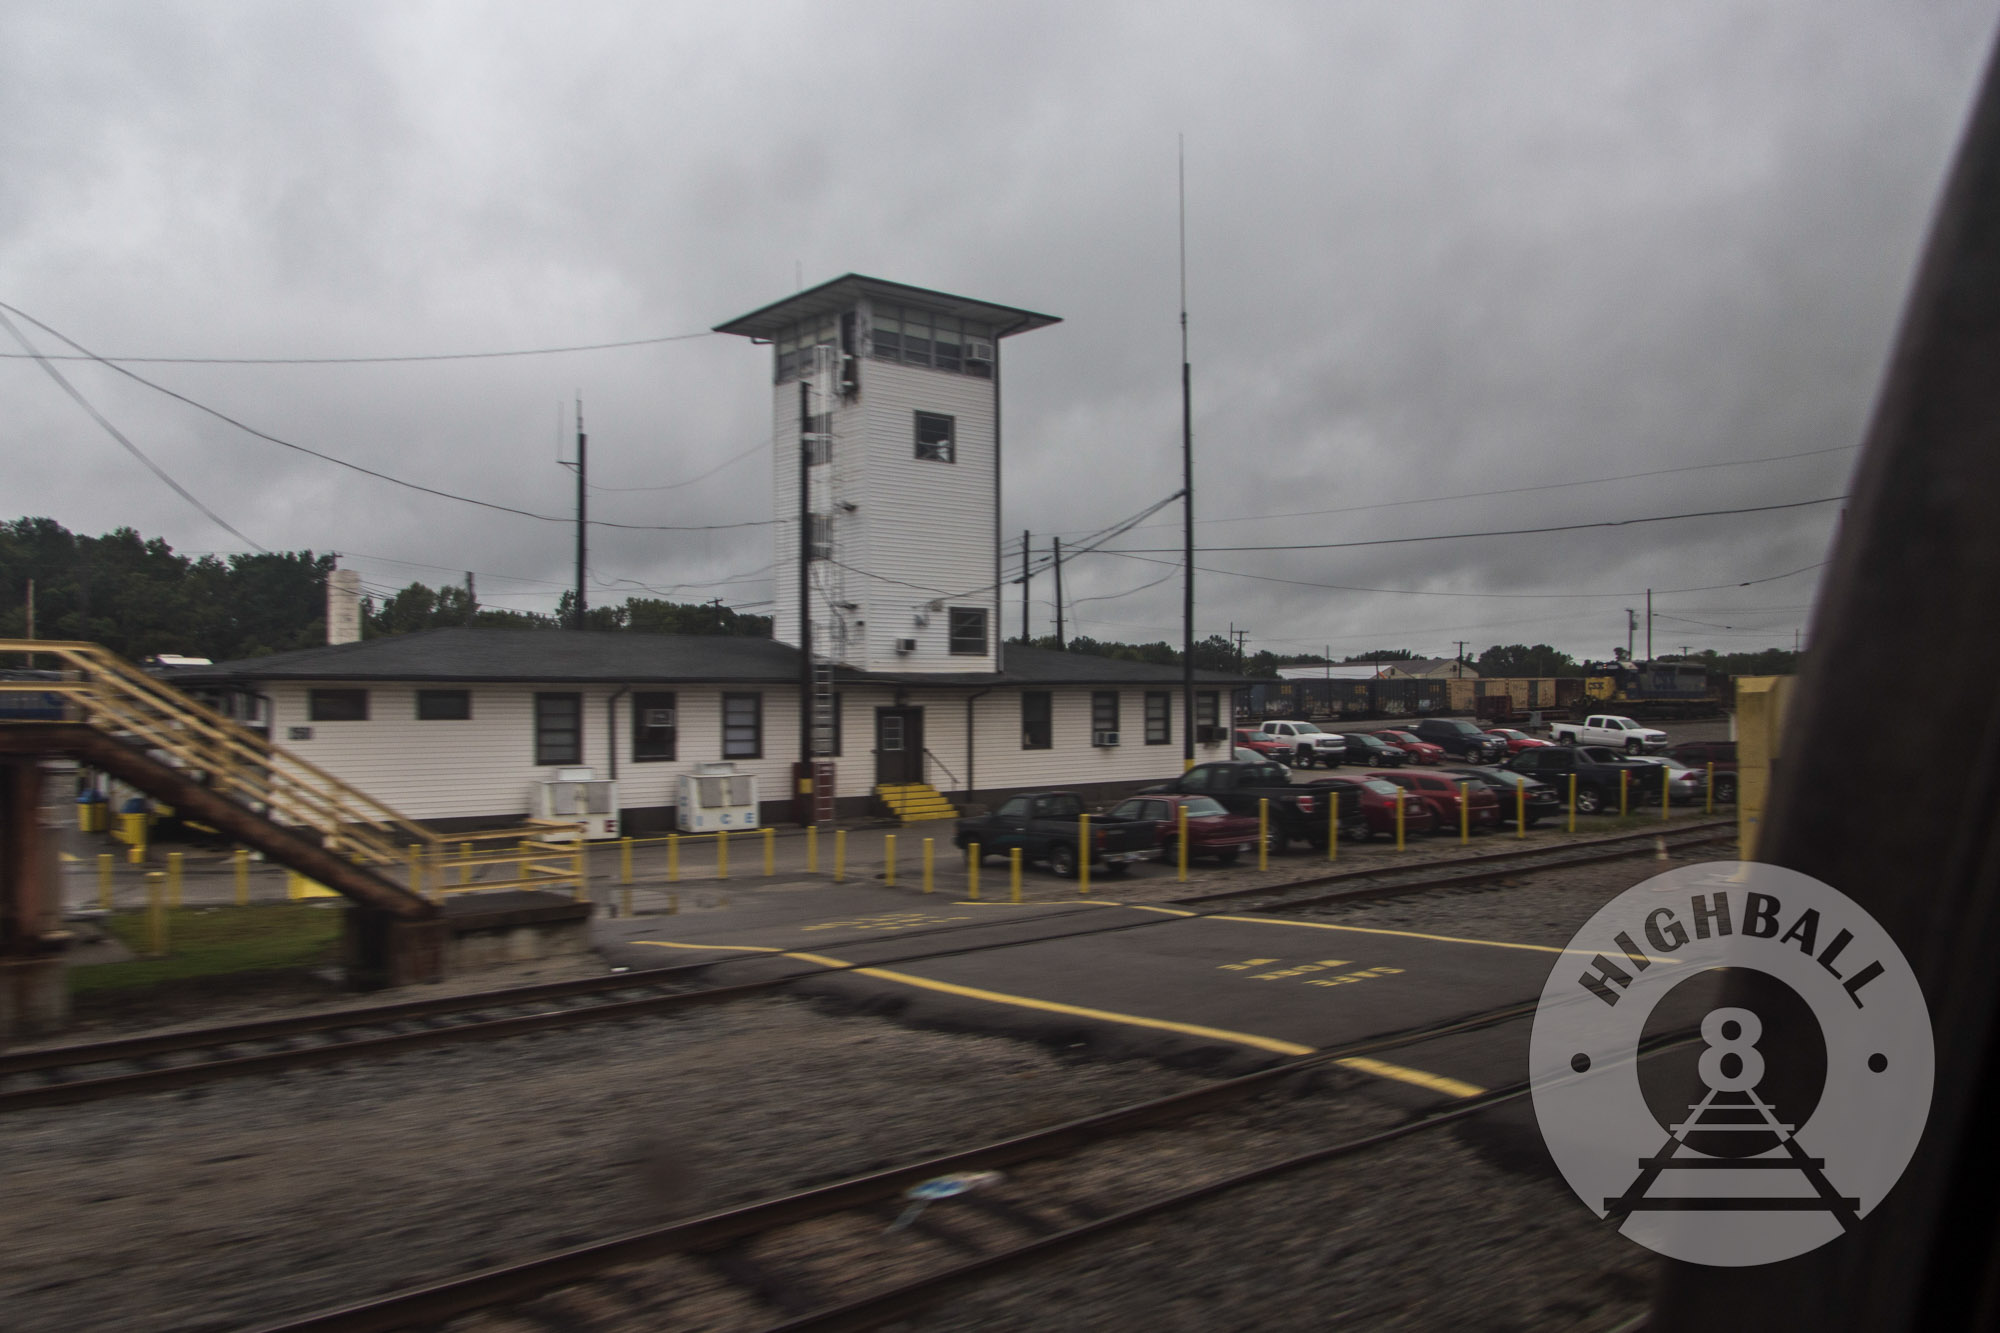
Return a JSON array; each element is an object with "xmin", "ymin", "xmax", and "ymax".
[{"xmin": 171, "ymin": 275, "xmax": 1242, "ymax": 829}]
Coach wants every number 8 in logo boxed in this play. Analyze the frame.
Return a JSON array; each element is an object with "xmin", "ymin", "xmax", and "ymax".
[{"xmin": 1698, "ymin": 1006, "xmax": 1766, "ymax": 1093}]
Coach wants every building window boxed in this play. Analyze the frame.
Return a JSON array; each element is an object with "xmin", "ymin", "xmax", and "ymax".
[
  {"xmin": 415, "ymin": 689, "xmax": 470, "ymax": 721},
  {"xmin": 948, "ymin": 607, "xmax": 987, "ymax": 656},
  {"xmin": 309, "ymin": 688, "xmax": 368, "ymax": 722},
  {"xmin": 1022, "ymin": 691, "xmax": 1052, "ymax": 749},
  {"xmin": 534, "ymin": 692, "xmax": 582, "ymax": 766},
  {"xmin": 1092, "ymin": 691, "xmax": 1120, "ymax": 738},
  {"xmin": 871, "ymin": 305, "xmax": 994, "ymax": 379},
  {"xmin": 1145, "ymin": 692, "xmax": 1171, "ymax": 745},
  {"xmin": 633, "ymin": 691, "xmax": 677, "ymax": 762},
  {"xmin": 722, "ymin": 692, "xmax": 763, "ymax": 759},
  {"xmin": 915, "ymin": 412, "xmax": 955, "ymax": 464},
  {"xmin": 1197, "ymin": 691, "xmax": 1219, "ymax": 729}
]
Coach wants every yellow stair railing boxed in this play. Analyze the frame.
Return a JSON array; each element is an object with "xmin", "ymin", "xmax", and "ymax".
[{"xmin": 0, "ymin": 640, "xmax": 440, "ymax": 872}]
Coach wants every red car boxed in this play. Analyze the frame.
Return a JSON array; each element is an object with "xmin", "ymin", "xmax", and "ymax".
[
  {"xmin": 1370, "ymin": 730, "xmax": 1446, "ymax": 765},
  {"xmin": 1309, "ymin": 775, "xmax": 1437, "ymax": 840},
  {"xmin": 1105, "ymin": 793, "xmax": 1261, "ymax": 865},
  {"xmin": 1366, "ymin": 770, "xmax": 1502, "ymax": 831},
  {"xmin": 1232, "ymin": 728, "xmax": 1291, "ymax": 763},
  {"xmin": 1485, "ymin": 727, "xmax": 1552, "ymax": 756}
]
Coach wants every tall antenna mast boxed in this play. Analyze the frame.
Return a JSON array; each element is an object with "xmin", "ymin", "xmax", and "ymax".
[
  {"xmin": 558, "ymin": 394, "xmax": 587, "ymax": 629},
  {"xmin": 1179, "ymin": 134, "xmax": 1196, "ymax": 768}
]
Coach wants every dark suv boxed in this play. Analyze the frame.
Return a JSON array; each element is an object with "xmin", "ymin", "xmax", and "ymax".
[{"xmin": 1410, "ymin": 717, "xmax": 1508, "ymax": 764}]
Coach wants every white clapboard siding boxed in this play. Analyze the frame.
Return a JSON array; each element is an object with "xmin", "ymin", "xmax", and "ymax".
[{"xmin": 852, "ymin": 359, "xmax": 999, "ymax": 674}]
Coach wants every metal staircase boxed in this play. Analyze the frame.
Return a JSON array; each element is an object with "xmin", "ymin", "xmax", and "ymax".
[{"xmin": 0, "ymin": 639, "xmax": 437, "ymax": 917}]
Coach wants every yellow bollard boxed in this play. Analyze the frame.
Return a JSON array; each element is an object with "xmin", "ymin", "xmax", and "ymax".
[
  {"xmin": 1620, "ymin": 769, "xmax": 1629, "ymax": 818},
  {"xmin": 1568, "ymin": 774, "xmax": 1578, "ymax": 833},
  {"xmin": 967, "ymin": 843, "xmax": 980, "ymax": 900},
  {"xmin": 807, "ymin": 825, "xmax": 819, "ymax": 874},
  {"xmin": 834, "ymin": 828, "xmax": 847, "ymax": 883},
  {"xmin": 122, "ymin": 811, "xmax": 148, "ymax": 864},
  {"xmin": 1395, "ymin": 792, "xmax": 1406, "ymax": 851},
  {"xmin": 620, "ymin": 837, "xmax": 633, "ymax": 885},
  {"xmin": 764, "ymin": 826, "xmax": 776, "ymax": 877},
  {"xmin": 1661, "ymin": 766, "xmax": 1672, "ymax": 822},
  {"xmin": 234, "ymin": 847, "xmax": 250, "ymax": 906},
  {"xmin": 97, "ymin": 852, "xmax": 113, "ymax": 911},
  {"xmin": 922, "ymin": 837, "xmax": 934, "ymax": 894},
  {"xmin": 1458, "ymin": 783, "xmax": 1471, "ymax": 845},
  {"xmin": 669, "ymin": 832, "xmax": 680, "ymax": 882},
  {"xmin": 1327, "ymin": 798, "xmax": 1337, "ymax": 864},
  {"xmin": 1516, "ymin": 782, "xmax": 1526, "ymax": 840},
  {"xmin": 1706, "ymin": 762, "xmax": 1715, "ymax": 814},
  {"xmin": 460, "ymin": 842, "xmax": 473, "ymax": 886},
  {"xmin": 717, "ymin": 829, "xmax": 730, "ymax": 880},
  {"xmin": 1010, "ymin": 847, "xmax": 1022, "ymax": 903},
  {"xmin": 167, "ymin": 851, "xmax": 184, "ymax": 908},
  {"xmin": 146, "ymin": 871, "xmax": 167, "ymax": 956},
  {"xmin": 1078, "ymin": 813, "xmax": 1091, "ymax": 895},
  {"xmin": 885, "ymin": 833, "xmax": 897, "ymax": 887},
  {"xmin": 1258, "ymin": 798, "xmax": 1270, "ymax": 871},
  {"xmin": 1178, "ymin": 804, "xmax": 1190, "ymax": 882}
]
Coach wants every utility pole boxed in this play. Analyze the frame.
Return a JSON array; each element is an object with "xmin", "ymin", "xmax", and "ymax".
[
  {"xmin": 1052, "ymin": 537, "xmax": 1065, "ymax": 650},
  {"xmin": 465, "ymin": 572, "xmax": 477, "ymax": 625},
  {"xmin": 1645, "ymin": 588, "xmax": 1652, "ymax": 663},
  {"xmin": 1020, "ymin": 529, "xmax": 1031, "ymax": 643},
  {"xmin": 1179, "ymin": 134, "xmax": 1196, "ymax": 769},
  {"xmin": 1625, "ymin": 608, "xmax": 1637, "ymax": 660},
  {"xmin": 558, "ymin": 397, "xmax": 587, "ymax": 630},
  {"xmin": 1454, "ymin": 640, "xmax": 1467, "ymax": 677}
]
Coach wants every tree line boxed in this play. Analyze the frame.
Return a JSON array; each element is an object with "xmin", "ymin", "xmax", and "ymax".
[{"xmin": 0, "ymin": 517, "xmax": 770, "ymax": 662}]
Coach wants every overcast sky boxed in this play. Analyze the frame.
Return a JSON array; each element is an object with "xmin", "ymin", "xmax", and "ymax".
[{"xmin": 4, "ymin": 1, "xmax": 1996, "ymax": 663}]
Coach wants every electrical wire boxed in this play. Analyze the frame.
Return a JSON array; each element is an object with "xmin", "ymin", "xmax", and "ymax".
[
  {"xmin": 0, "ymin": 307, "xmax": 268, "ymax": 553},
  {"xmin": 0, "ymin": 301, "xmax": 770, "ymax": 533},
  {"xmin": 586, "ymin": 438, "xmax": 770, "ymax": 492},
  {"xmin": 1096, "ymin": 551, "xmax": 1832, "ymax": 600},
  {"xmin": 0, "ymin": 326, "xmax": 719, "ymax": 365}
]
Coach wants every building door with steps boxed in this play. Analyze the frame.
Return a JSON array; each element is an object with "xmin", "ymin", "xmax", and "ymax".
[{"xmin": 874, "ymin": 707, "xmax": 924, "ymax": 786}]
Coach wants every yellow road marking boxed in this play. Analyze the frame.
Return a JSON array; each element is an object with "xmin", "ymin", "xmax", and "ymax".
[
  {"xmin": 1335, "ymin": 1057, "xmax": 1486, "ymax": 1098},
  {"xmin": 1205, "ymin": 914, "xmax": 1676, "ymax": 963},
  {"xmin": 632, "ymin": 938, "xmax": 1484, "ymax": 1097}
]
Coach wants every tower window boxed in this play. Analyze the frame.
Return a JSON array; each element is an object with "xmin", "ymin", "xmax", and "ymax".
[
  {"xmin": 915, "ymin": 412, "xmax": 956, "ymax": 464},
  {"xmin": 948, "ymin": 607, "xmax": 987, "ymax": 655}
]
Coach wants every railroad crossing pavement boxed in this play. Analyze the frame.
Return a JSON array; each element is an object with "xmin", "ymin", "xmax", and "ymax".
[{"xmin": 591, "ymin": 877, "xmax": 1656, "ymax": 1111}]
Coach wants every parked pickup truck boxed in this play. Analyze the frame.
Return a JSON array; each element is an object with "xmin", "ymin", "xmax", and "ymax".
[
  {"xmin": 1547, "ymin": 714, "xmax": 1669, "ymax": 754},
  {"xmin": 1256, "ymin": 719, "xmax": 1348, "ymax": 768},
  {"xmin": 1502, "ymin": 745, "xmax": 1663, "ymax": 814},
  {"xmin": 954, "ymin": 790, "xmax": 1159, "ymax": 878},
  {"xmin": 1144, "ymin": 760, "xmax": 1358, "ymax": 852}
]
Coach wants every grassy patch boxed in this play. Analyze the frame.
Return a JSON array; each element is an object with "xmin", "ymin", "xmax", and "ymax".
[{"xmin": 73, "ymin": 903, "xmax": 344, "ymax": 996}]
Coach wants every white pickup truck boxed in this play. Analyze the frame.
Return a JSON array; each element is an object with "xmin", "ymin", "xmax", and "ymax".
[
  {"xmin": 1548, "ymin": 714, "xmax": 1669, "ymax": 754},
  {"xmin": 1258, "ymin": 719, "xmax": 1349, "ymax": 768}
]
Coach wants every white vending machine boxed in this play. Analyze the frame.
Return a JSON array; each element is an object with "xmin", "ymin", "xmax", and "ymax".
[
  {"xmin": 534, "ymin": 767, "xmax": 622, "ymax": 841},
  {"xmin": 676, "ymin": 762, "xmax": 760, "ymax": 831}
]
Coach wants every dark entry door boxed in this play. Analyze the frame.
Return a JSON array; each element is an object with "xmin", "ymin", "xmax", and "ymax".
[{"xmin": 874, "ymin": 707, "xmax": 925, "ymax": 785}]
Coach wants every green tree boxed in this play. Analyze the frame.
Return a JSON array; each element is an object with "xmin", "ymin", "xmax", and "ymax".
[{"xmin": 1475, "ymin": 643, "xmax": 1580, "ymax": 677}]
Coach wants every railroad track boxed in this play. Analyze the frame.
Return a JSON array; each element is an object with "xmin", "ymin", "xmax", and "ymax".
[
  {"xmin": 1187, "ymin": 818, "xmax": 1737, "ymax": 914},
  {"xmin": 6, "ymin": 821, "xmax": 1734, "ymax": 1111},
  {"xmin": 243, "ymin": 1003, "xmax": 1692, "ymax": 1333}
]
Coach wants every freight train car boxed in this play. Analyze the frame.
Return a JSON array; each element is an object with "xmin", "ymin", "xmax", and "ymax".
[{"xmin": 1578, "ymin": 660, "xmax": 1724, "ymax": 720}]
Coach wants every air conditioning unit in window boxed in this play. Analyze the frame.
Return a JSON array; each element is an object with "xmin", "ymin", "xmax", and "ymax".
[
  {"xmin": 896, "ymin": 637, "xmax": 918, "ymax": 654},
  {"xmin": 1196, "ymin": 724, "xmax": 1225, "ymax": 744},
  {"xmin": 1093, "ymin": 730, "xmax": 1121, "ymax": 748},
  {"xmin": 644, "ymin": 708, "xmax": 675, "ymax": 729},
  {"xmin": 965, "ymin": 340, "xmax": 995, "ymax": 362}
]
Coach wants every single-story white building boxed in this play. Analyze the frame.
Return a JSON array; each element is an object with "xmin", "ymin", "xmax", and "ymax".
[{"xmin": 167, "ymin": 627, "xmax": 1244, "ymax": 831}]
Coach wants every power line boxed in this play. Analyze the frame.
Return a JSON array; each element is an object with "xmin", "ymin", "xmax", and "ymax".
[
  {"xmin": 0, "ymin": 307, "xmax": 268, "ymax": 552},
  {"xmin": 1101, "ymin": 496, "xmax": 1845, "ymax": 555},
  {"xmin": 0, "ymin": 326, "xmax": 720, "ymax": 365},
  {"xmin": 0, "ymin": 301, "xmax": 771, "ymax": 533},
  {"xmin": 586, "ymin": 438, "xmax": 771, "ymax": 493}
]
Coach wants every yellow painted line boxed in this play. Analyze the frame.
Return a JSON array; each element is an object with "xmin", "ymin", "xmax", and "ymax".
[
  {"xmin": 1205, "ymin": 914, "xmax": 1676, "ymax": 964},
  {"xmin": 635, "ymin": 941, "xmax": 785, "ymax": 953},
  {"xmin": 1335, "ymin": 1056, "xmax": 1486, "ymax": 1098}
]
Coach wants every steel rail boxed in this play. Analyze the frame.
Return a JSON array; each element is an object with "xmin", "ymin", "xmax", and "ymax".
[{"xmin": 238, "ymin": 994, "xmax": 1547, "ymax": 1333}]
